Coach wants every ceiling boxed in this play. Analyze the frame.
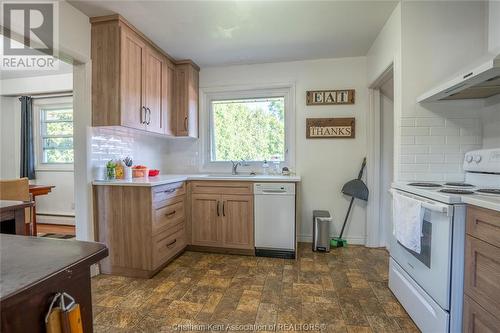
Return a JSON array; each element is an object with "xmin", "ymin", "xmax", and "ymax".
[{"xmin": 69, "ymin": 0, "xmax": 398, "ymax": 68}]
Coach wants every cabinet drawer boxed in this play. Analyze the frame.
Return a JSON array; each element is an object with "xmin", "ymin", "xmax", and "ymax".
[
  {"xmin": 153, "ymin": 200, "xmax": 185, "ymax": 234},
  {"xmin": 191, "ymin": 181, "xmax": 253, "ymax": 195},
  {"xmin": 463, "ymin": 295, "xmax": 500, "ymax": 333},
  {"xmin": 465, "ymin": 235, "xmax": 500, "ymax": 316},
  {"xmin": 467, "ymin": 205, "xmax": 500, "ymax": 247},
  {"xmin": 153, "ymin": 182, "xmax": 185, "ymax": 203},
  {"xmin": 152, "ymin": 226, "xmax": 185, "ymax": 269}
]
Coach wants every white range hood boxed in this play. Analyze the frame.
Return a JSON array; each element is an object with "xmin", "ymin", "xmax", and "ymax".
[{"xmin": 418, "ymin": 55, "xmax": 500, "ymax": 102}]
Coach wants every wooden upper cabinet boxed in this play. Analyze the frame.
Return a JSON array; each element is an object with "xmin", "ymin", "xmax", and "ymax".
[
  {"xmin": 90, "ymin": 15, "xmax": 199, "ymax": 137},
  {"xmin": 175, "ymin": 62, "xmax": 199, "ymax": 138},
  {"xmin": 120, "ymin": 27, "xmax": 146, "ymax": 130},
  {"xmin": 163, "ymin": 62, "xmax": 176, "ymax": 136},
  {"xmin": 144, "ymin": 47, "xmax": 164, "ymax": 134}
]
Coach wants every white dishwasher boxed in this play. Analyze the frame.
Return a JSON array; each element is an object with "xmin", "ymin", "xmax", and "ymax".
[{"xmin": 254, "ymin": 183, "xmax": 296, "ymax": 259}]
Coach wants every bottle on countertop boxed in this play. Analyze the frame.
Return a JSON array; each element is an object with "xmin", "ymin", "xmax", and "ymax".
[{"xmin": 262, "ymin": 160, "xmax": 270, "ymax": 175}]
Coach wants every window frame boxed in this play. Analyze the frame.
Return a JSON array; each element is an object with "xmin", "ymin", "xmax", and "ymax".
[
  {"xmin": 201, "ymin": 84, "xmax": 295, "ymax": 172},
  {"xmin": 33, "ymin": 97, "xmax": 74, "ymax": 171}
]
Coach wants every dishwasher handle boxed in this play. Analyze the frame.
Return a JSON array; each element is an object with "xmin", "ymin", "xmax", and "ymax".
[
  {"xmin": 262, "ymin": 189, "xmax": 287, "ymax": 194},
  {"xmin": 254, "ymin": 183, "xmax": 295, "ymax": 195}
]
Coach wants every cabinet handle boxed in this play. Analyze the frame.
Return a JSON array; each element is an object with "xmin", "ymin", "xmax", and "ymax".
[
  {"xmin": 146, "ymin": 108, "xmax": 151, "ymax": 125},
  {"xmin": 184, "ymin": 116, "xmax": 188, "ymax": 131},
  {"xmin": 164, "ymin": 189, "xmax": 176, "ymax": 194},
  {"xmin": 216, "ymin": 201, "xmax": 220, "ymax": 217},
  {"xmin": 166, "ymin": 239, "xmax": 177, "ymax": 248},
  {"xmin": 165, "ymin": 210, "xmax": 176, "ymax": 217},
  {"xmin": 222, "ymin": 201, "xmax": 225, "ymax": 217},
  {"xmin": 140, "ymin": 106, "xmax": 146, "ymax": 124}
]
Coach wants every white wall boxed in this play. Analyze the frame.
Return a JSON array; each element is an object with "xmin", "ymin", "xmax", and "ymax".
[
  {"xmin": 489, "ymin": 0, "xmax": 500, "ymax": 55},
  {"xmin": 0, "ymin": 74, "xmax": 72, "ymax": 96},
  {"xmin": 482, "ymin": 95, "xmax": 500, "ymax": 149},
  {"xmin": 166, "ymin": 57, "xmax": 369, "ymax": 244},
  {"xmin": 398, "ymin": 1, "xmax": 488, "ymax": 182},
  {"xmin": 0, "ymin": 96, "xmax": 21, "ymax": 178},
  {"xmin": 380, "ymin": 90, "xmax": 394, "ymax": 249},
  {"xmin": 0, "ymin": 74, "xmax": 75, "ymax": 224}
]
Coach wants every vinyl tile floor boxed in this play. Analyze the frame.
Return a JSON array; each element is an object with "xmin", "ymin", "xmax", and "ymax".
[{"xmin": 91, "ymin": 244, "xmax": 419, "ymax": 332}]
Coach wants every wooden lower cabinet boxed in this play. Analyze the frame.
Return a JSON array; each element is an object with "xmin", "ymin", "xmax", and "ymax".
[
  {"xmin": 464, "ymin": 205, "xmax": 500, "ymax": 332},
  {"xmin": 93, "ymin": 182, "xmax": 186, "ymax": 278},
  {"xmin": 463, "ymin": 296, "xmax": 500, "ymax": 333},
  {"xmin": 191, "ymin": 194, "xmax": 221, "ymax": 246},
  {"xmin": 222, "ymin": 195, "xmax": 254, "ymax": 249},
  {"xmin": 191, "ymin": 188, "xmax": 254, "ymax": 251}
]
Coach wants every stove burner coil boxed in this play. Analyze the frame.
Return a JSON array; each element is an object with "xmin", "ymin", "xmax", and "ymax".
[
  {"xmin": 444, "ymin": 182, "xmax": 474, "ymax": 188},
  {"xmin": 476, "ymin": 189, "xmax": 500, "ymax": 195},
  {"xmin": 439, "ymin": 189, "xmax": 475, "ymax": 195},
  {"xmin": 408, "ymin": 182, "xmax": 442, "ymax": 188}
]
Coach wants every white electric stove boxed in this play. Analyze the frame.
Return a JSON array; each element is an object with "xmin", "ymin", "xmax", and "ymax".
[{"xmin": 389, "ymin": 148, "xmax": 500, "ymax": 333}]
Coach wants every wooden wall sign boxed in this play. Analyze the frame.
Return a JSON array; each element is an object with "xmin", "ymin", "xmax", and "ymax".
[
  {"xmin": 306, "ymin": 89, "xmax": 355, "ymax": 105},
  {"xmin": 306, "ymin": 118, "xmax": 355, "ymax": 139}
]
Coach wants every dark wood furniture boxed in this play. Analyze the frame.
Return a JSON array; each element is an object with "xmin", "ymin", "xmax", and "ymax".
[
  {"xmin": 29, "ymin": 184, "xmax": 55, "ymax": 235},
  {"xmin": 463, "ymin": 205, "xmax": 500, "ymax": 332},
  {"xmin": 0, "ymin": 200, "xmax": 33, "ymax": 235},
  {"xmin": 0, "ymin": 235, "xmax": 108, "ymax": 333}
]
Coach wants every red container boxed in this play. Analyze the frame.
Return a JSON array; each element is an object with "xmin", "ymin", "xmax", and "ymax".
[{"xmin": 149, "ymin": 169, "xmax": 160, "ymax": 177}]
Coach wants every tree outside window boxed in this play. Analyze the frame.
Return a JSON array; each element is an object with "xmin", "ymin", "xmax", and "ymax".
[{"xmin": 211, "ymin": 97, "xmax": 285, "ymax": 162}]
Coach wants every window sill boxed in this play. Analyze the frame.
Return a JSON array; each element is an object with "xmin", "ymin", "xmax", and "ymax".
[{"xmin": 35, "ymin": 165, "xmax": 74, "ymax": 172}]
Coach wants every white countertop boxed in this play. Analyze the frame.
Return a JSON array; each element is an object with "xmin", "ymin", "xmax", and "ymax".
[
  {"xmin": 93, "ymin": 174, "xmax": 301, "ymax": 186},
  {"xmin": 462, "ymin": 195, "xmax": 500, "ymax": 212}
]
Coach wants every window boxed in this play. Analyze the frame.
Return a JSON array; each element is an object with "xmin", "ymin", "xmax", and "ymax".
[
  {"xmin": 210, "ymin": 96, "xmax": 286, "ymax": 162},
  {"xmin": 34, "ymin": 97, "xmax": 74, "ymax": 168}
]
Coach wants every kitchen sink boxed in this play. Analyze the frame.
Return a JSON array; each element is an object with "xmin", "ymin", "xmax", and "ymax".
[{"xmin": 205, "ymin": 174, "xmax": 256, "ymax": 178}]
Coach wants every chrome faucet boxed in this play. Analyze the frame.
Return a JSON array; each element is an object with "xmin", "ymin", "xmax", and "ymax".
[{"xmin": 231, "ymin": 160, "xmax": 247, "ymax": 175}]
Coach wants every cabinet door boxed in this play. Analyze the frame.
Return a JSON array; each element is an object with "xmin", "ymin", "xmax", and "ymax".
[
  {"xmin": 187, "ymin": 66, "xmax": 199, "ymax": 138},
  {"xmin": 175, "ymin": 64, "xmax": 198, "ymax": 138},
  {"xmin": 163, "ymin": 62, "xmax": 176, "ymax": 136},
  {"xmin": 191, "ymin": 194, "xmax": 222, "ymax": 246},
  {"xmin": 144, "ymin": 47, "xmax": 164, "ymax": 134},
  {"xmin": 463, "ymin": 295, "xmax": 500, "ymax": 333},
  {"xmin": 120, "ymin": 28, "xmax": 146, "ymax": 130},
  {"xmin": 221, "ymin": 195, "xmax": 254, "ymax": 249}
]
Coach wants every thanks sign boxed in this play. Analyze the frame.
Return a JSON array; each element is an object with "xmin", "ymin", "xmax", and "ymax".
[{"xmin": 306, "ymin": 118, "xmax": 355, "ymax": 139}]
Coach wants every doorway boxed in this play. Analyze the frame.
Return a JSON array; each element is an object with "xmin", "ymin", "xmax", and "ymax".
[
  {"xmin": 0, "ymin": 35, "xmax": 77, "ymax": 238},
  {"xmin": 366, "ymin": 65, "xmax": 394, "ymax": 248},
  {"xmin": 378, "ymin": 71, "xmax": 394, "ymax": 248}
]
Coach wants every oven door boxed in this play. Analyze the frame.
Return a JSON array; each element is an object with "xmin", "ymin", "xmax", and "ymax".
[{"xmin": 389, "ymin": 189, "xmax": 453, "ymax": 310}]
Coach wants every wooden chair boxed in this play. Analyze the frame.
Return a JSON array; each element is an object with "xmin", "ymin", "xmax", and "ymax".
[{"xmin": 0, "ymin": 178, "xmax": 32, "ymax": 235}]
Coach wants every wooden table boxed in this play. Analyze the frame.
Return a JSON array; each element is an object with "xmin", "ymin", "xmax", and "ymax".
[
  {"xmin": 0, "ymin": 235, "xmax": 108, "ymax": 332},
  {"xmin": 0, "ymin": 200, "xmax": 34, "ymax": 235},
  {"xmin": 29, "ymin": 185, "xmax": 55, "ymax": 235}
]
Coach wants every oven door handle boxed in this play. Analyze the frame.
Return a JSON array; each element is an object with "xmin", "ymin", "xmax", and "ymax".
[{"xmin": 389, "ymin": 189, "xmax": 452, "ymax": 216}]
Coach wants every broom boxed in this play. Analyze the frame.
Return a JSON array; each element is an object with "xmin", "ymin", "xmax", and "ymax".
[{"xmin": 331, "ymin": 157, "xmax": 369, "ymax": 247}]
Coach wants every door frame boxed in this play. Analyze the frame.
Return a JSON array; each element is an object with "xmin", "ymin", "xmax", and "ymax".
[{"xmin": 366, "ymin": 64, "xmax": 394, "ymax": 248}]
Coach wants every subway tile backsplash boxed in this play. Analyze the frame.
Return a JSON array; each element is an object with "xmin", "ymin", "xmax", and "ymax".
[
  {"xmin": 90, "ymin": 127, "xmax": 169, "ymax": 180},
  {"xmin": 399, "ymin": 100, "xmax": 483, "ymax": 181}
]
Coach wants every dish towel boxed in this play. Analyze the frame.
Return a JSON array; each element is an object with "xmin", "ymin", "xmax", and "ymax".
[{"xmin": 392, "ymin": 192, "xmax": 424, "ymax": 254}]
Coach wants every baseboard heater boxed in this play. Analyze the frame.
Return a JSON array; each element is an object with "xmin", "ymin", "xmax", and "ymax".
[{"xmin": 255, "ymin": 248, "xmax": 295, "ymax": 259}]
